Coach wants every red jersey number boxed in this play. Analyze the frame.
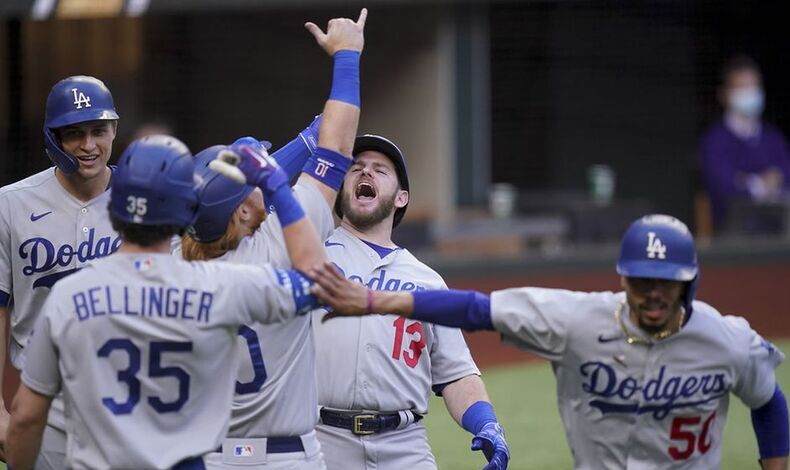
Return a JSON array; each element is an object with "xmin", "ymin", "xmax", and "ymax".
[
  {"xmin": 668, "ymin": 411, "xmax": 716, "ymax": 460},
  {"xmin": 391, "ymin": 317, "xmax": 426, "ymax": 368}
]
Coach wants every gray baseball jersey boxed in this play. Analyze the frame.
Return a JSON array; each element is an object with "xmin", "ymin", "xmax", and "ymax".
[
  {"xmin": 490, "ymin": 288, "xmax": 783, "ymax": 469},
  {"xmin": 21, "ymin": 252, "xmax": 306, "ymax": 470},
  {"xmin": 312, "ymin": 226, "xmax": 480, "ymax": 415},
  {"xmin": 0, "ymin": 167, "xmax": 120, "ymax": 432},
  {"xmin": 216, "ymin": 180, "xmax": 334, "ymax": 438}
]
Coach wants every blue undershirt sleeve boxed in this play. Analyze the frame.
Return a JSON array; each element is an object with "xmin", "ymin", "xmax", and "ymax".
[
  {"xmin": 410, "ymin": 290, "xmax": 494, "ymax": 331},
  {"xmin": 751, "ymin": 384, "xmax": 790, "ymax": 459},
  {"xmin": 271, "ymin": 136, "xmax": 312, "ymax": 183}
]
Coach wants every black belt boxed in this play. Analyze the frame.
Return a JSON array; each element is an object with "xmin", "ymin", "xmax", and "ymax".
[
  {"xmin": 216, "ymin": 436, "xmax": 304, "ymax": 454},
  {"xmin": 172, "ymin": 456, "xmax": 205, "ymax": 470},
  {"xmin": 320, "ymin": 408, "xmax": 423, "ymax": 435}
]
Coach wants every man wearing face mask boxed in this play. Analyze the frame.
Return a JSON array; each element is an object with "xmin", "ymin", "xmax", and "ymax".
[{"xmin": 699, "ymin": 55, "xmax": 790, "ymax": 233}]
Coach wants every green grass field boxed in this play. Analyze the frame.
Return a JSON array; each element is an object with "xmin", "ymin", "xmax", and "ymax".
[
  {"xmin": 424, "ymin": 339, "xmax": 790, "ymax": 469},
  {"xmin": 2, "ymin": 341, "xmax": 786, "ymax": 470}
]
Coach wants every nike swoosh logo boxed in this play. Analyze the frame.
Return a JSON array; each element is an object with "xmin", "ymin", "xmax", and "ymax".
[
  {"xmin": 598, "ymin": 334, "xmax": 623, "ymax": 343},
  {"xmin": 324, "ymin": 241, "xmax": 345, "ymax": 248},
  {"xmin": 30, "ymin": 211, "xmax": 53, "ymax": 222}
]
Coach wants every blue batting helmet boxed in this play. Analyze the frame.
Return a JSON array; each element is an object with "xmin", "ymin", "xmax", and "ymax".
[
  {"xmin": 187, "ymin": 145, "xmax": 254, "ymax": 242},
  {"xmin": 617, "ymin": 214, "xmax": 699, "ymax": 313},
  {"xmin": 44, "ymin": 75, "xmax": 119, "ymax": 174},
  {"xmin": 334, "ymin": 134, "xmax": 410, "ymax": 228},
  {"xmin": 110, "ymin": 135, "xmax": 197, "ymax": 228}
]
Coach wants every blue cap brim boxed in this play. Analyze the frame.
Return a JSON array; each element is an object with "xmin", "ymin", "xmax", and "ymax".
[{"xmin": 616, "ymin": 260, "xmax": 697, "ymax": 282}]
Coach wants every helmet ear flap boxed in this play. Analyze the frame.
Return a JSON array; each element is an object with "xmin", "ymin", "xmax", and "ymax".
[
  {"xmin": 683, "ymin": 275, "xmax": 699, "ymax": 316},
  {"xmin": 43, "ymin": 126, "xmax": 78, "ymax": 174}
]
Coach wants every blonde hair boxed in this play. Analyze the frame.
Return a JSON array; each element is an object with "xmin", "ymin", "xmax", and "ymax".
[{"xmin": 181, "ymin": 211, "xmax": 245, "ymax": 261}]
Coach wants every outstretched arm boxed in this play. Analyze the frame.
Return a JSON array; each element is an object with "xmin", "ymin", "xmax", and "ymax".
[
  {"xmin": 311, "ymin": 260, "xmax": 494, "ymax": 330},
  {"xmin": 300, "ymin": 9, "xmax": 367, "ymax": 207}
]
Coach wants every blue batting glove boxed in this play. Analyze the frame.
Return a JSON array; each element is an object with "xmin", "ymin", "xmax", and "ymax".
[
  {"xmin": 231, "ymin": 136, "xmax": 272, "ymax": 153},
  {"xmin": 471, "ymin": 422, "xmax": 510, "ymax": 470},
  {"xmin": 211, "ymin": 143, "xmax": 289, "ymax": 195},
  {"xmin": 299, "ymin": 114, "xmax": 322, "ymax": 154}
]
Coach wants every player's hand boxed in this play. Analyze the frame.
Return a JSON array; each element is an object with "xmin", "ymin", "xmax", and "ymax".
[
  {"xmin": 209, "ymin": 144, "xmax": 288, "ymax": 195},
  {"xmin": 471, "ymin": 422, "xmax": 510, "ymax": 470},
  {"xmin": 305, "ymin": 8, "xmax": 367, "ymax": 55},
  {"xmin": 309, "ymin": 261, "xmax": 370, "ymax": 319},
  {"xmin": 299, "ymin": 114, "xmax": 322, "ymax": 154}
]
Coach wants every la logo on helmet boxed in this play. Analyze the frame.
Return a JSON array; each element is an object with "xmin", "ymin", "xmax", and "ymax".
[
  {"xmin": 646, "ymin": 232, "xmax": 667, "ymax": 259},
  {"xmin": 71, "ymin": 88, "xmax": 92, "ymax": 109}
]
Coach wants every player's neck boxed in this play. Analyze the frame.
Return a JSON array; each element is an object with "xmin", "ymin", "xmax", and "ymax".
[
  {"xmin": 341, "ymin": 218, "xmax": 397, "ymax": 248},
  {"xmin": 118, "ymin": 239, "xmax": 172, "ymax": 254},
  {"xmin": 56, "ymin": 166, "xmax": 112, "ymax": 202}
]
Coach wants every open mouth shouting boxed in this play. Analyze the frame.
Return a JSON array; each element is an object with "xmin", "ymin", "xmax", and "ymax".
[{"xmin": 355, "ymin": 181, "xmax": 377, "ymax": 202}]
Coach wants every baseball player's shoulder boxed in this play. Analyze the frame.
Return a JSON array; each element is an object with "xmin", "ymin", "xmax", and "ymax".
[
  {"xmin": 0, "ymin": 167, "xmax": 57, "ymax": 197},
  {"xmin": 493, "ymin": 286, "xmax": 619, "ymax": 308},
  {"xmin": 184, "ymin": 255, "xmax": 273, "ymax": 283},
  {"xmin": 396, "ymin": 248, "xmax": 446, "ymax": 286},
  {"xmin": 689, "ymin": 300, "xmax": 757, "ymax": 346}
]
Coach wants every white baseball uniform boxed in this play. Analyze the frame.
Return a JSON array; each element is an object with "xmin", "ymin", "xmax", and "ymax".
[
  {"xmin": 490, "ymin": 287, "xmax": 784, "ymax": 469},
  {"xmin": 21, "ymin": 252, "xmax": 309, "ymax": 470},
  {"xmin": 0, "ymin": 167, "xmax": 120, "ymax": 469},
  {"xmin": 196, "ymin": 181, "xmax": 334, "ymax": 469},
  {"xmin": 312, "ymin": 226, "xmax": 480, "ymax": 470}
]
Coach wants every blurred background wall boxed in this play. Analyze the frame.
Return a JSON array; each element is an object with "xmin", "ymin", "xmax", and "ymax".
[{"xmin": 3, "ymin": 0, "xmax": 790, "ymax": 406}]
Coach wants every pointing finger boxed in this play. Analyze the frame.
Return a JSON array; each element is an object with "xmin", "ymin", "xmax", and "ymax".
[{"xmin": 356, "ymin": 8, "xmax": 368, "ymax": 27}]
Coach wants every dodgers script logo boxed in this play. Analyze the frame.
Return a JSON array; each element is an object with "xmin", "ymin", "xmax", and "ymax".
[
  {"xmin": 71, "ymin": 88, "xmax": 91, "ymax": 109},
  {"xmin": 19, "ymin": 229, "xmax": 121, "ymax": 288},
  {"xmin": 331, "ymin": 263, "xmax": 425, "ymax": 292},
  {"xmin": 580, "ymin": 362, "xmax": 728, "ymax": 420},
  {"xmin": 646, "ymin": 231, "xmax": 666, "ymax": 259}
]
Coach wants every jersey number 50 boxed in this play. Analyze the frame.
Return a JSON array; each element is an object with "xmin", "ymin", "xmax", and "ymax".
[
  {"xmin": 668, "ymin": 411, "xmax": 716, "ymax": 460},
  {"xmin": 97, "ymin": 338, "xmax": 192, "ymax": 415}
]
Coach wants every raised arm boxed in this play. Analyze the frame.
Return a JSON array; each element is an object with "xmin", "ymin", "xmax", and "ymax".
[
  {"xmin": 299, "ymin": 8, "xmax": 367, "ymax": 207},
  {"xmin": 210, "ymin": 144, "xmax": 326, "ymax": 274}
]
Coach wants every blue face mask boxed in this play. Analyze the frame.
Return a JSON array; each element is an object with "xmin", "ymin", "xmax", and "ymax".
[{"xmin": 728, "ymin": 87, "xmax": 764, "ymax": 117}]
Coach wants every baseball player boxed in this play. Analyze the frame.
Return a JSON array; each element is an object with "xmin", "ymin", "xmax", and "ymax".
[
  {"xmin": 0, "ymin": 75, "xmax": 122, "ymax": 468},
  {"xmin": 179, "ymin": 10, "xmax": 366, "ymax": 469},
  {"xmin": 311, "ymin": 214, "xmax": 789, "ymax": 469},
  {"xmin": 310, "ymin": 135, "xmax": 510, "ymax": 470},
  {"xmin": 5, "ymin": 133, "xmax": 328, "ymax": 470}
]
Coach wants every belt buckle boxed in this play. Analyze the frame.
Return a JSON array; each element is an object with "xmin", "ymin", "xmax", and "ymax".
[{"xmin": 352, "ymin": 413, "xmax": 376, "ymax": 435}]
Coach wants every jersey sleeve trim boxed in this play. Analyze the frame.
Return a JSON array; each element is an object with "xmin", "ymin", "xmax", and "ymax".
[
  {"xmin": 275, "ymin": 268, "xmax": 321, "ymax": 315},
  {"xmin": 21, "ymin": 372, "xmax": 60, "ymax": 397}
]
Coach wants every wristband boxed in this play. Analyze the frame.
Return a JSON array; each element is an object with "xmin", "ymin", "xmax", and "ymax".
[
  {"xmin": 462, "ymin": 401, "xmax": 498, "ymax": 435},
  {"xmin": 268, "ymin": 184, "xmax": 305, "ymax": 228},
  {"xmin": 303, "ymin": 147, "xmax": 352, "ymax": 191},
  {"xmin": 329, "ymin": 50, "xmax": 361, "ymax": 107},
  {"xmin": 367, "ymin": 289, "xmax": 374, "ymax": 314}
]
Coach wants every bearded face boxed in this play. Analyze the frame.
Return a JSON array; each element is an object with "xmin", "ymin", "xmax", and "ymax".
[{"xmin": 339, "ymin": 151, "xmax": 407, "ymax": 232}]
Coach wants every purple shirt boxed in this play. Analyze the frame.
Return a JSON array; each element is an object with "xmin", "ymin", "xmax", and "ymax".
[{"xmin": 699, "ymin": 120, "xmax": 790, "ymax": 228}]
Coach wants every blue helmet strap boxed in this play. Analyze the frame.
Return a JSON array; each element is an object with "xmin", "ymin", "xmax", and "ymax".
[
  {"xmin": 43, "ymin": 126, "xmax": 78, "ymax": 174},
  {"xmin": 682, "ymin": 275, "xmax": 699, "ymax": 319}
]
